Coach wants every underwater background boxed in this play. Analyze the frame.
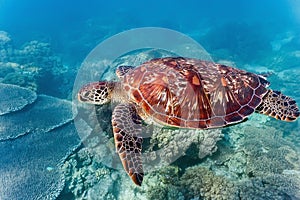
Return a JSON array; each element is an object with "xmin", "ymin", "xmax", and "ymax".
[{"xmin": 0, "ymin": 0, "xmax": 300, "ymax": 199}]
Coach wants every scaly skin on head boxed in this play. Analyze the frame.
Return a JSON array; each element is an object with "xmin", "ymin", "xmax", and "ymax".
[{"xmin": 77, "ymin": 81, "xmax": 115, "ymax": 105}]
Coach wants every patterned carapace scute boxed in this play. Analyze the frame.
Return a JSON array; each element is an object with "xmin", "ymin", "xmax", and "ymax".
[
  {"xmin": 0, "ymin": 83, "xmax": 37, "ymax": 115},
  {"xmin": 0, "ymin": 95, "xmax": 76, "ymax": 141},
  {"xmin": 122, "ymin": 57, "xmax": 269, "ymax": 129}
]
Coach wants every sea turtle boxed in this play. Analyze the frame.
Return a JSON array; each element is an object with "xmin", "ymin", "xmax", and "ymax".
[{"xmin": 78, "ymin": 57, "xmax": 299, "ymax": 186}]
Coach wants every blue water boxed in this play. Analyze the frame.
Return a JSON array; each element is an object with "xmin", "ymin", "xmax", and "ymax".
[
  {"xmin": 1, "ymin": 0, "xmax": 298, "ymax": 63},
  {"xmin": 0, "ymin": 0, "xmax": 300, "ymax": 199}
]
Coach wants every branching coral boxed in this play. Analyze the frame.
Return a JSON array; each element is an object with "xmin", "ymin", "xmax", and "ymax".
[
  {"xmin": 2, "ymin": 71, "xmax": 38, "ymax": 91},
  {"xmin": 179, "ymin": 164, "xmax": 300, "ymax": 199},
  {"xmin": 147, "ymin": 126, "xmax": 223, "ymax": 167},
  {"xmin": 0, "ymin": 36, "xmax": 47, "ymax": 91},
  {"xmin": 0, "ymin": 31, "xmax": 11, "ymax": 46},
  {"xmin": 59, "ymin": 147, "xmax": 118, "ymax": 200},
  {"xmin": 144, "ymin": 165, "xmax": 184, "ymax": 200},
  {"xmin": 230, "ymin": 125, "xmax": 300, "ymax": 177},
  {"xmin": 237, "ymin": 173, "xmax": 300, "ymax": 199},
  {"xmin": 180, "ymin": 165, "xmax": 237, "ymax": 200},
  {"xmin": 16, "ymin": 40, "xmax": 52, "ymax": 65},
  {"xmin": 0, "ymin": 31, "xmax": 13, "ymax": 63},
  {"xmin": 0, "ymin": 31, "xmax": 70, "ymax": 96},
  {"xmin": 59, "ymin": 118, "xmax": 118, "ymax": 200}
]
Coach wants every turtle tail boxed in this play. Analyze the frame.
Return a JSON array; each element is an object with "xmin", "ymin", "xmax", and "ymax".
[{"xmin": 256, "ymin": 90, "xmax": 299, "ymax": 121}]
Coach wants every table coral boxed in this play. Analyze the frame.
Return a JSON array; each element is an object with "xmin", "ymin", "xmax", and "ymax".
[
  {"xmin": 0, "ymin": 95, "xmax": 76, "ymax": 141},
  {"xmin": 0, "ymin": 83, "xmax": 37, "ymax": 115},
  {"xmin": 0, "ymin": 88, "xmax": 81, "ymax": 199},
  {"xmin": 0, "ymin": 122, "xmax": 81, "ymax": 200}
]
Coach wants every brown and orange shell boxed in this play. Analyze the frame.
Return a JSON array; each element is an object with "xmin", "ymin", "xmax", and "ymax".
[{"xmin": 120, "ymin": 57, "xmax": 269, "ymax": 129}]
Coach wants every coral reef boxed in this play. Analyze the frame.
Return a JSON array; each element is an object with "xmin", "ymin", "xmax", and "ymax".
[
  {"xmin": 178, "ymin": 164, "xmax": 300, "ymax": 200},
  {"xmin": 225, "ymin": 122, "xmax": 300, "ymax": 178},
  {"xmin": 0, "ymin": 83, "xmax": 37, "ymax": 115},
  {"xmin": 0, "ymin": 31, "xmax": 13, "ymax": 63},
  {"xmin": 15, "ymin": 40, "xmax": 52, "ymax": 65},
  {"xmin": 4, "ymin": 25, "xmax": 293, "ymax": 199},
  {"xmin": 0, "ymin": 84, "xmax": 81, "ymax": 199},
  {"xmin": 0, "ymin": 31, "xmax": 72, "ymax": 97},
  {"xmin": 1, "ymin": 10, "xmax": 299, "ymax": 199},
  {"xmin": 153, "ymin": 115, "xmax": 299, "ymax": 200},
  {"xmin": 0, "ymin": 31, "xmax": 11, "ymax": 47},
  {"xmin": 64, "ymin": 91, "xmax": 224, "ymax": 200},
  {"xmin": 242, "ymin": 127, "xmax": 298, "ymax": 177},
  {"xmin": 146, "ymin": 126, "xmax": 223, "ymax": 168},
  {"xmin": 0, "ymin": 121, "xmax": 81, "ymax": 200},
  {"xmin": 1, "ymin": 69, "xmax": 38, "ymax": 91},
  {"xmin": 237, "ymin": 174, "xmax": 300, "ymax": 200},
  {"xmin": 144, "ymin": 166, "xmax": 184, "ymax": 200},
  {"xmin": 70, "ymin": 49, "xmax": 300, "ymax": 199},
  {"xmin": 0, "ymin": 34, "xmax": 43, "ymax": 91},
  {"xmin": 0, "ymin": 62, "xmax": 16, "ymax": 78},
  {"xmin": 256, "ymin": 47, "xmax": 300, "ymax": 104},
  {"xmin": 59, "ymin": 147, "xmax": 116, "ymax": 199},
  {"xmin": 66, "ymin": 50, "xmax": 300, "ymax": 200},
  {"xmin": 180, "ymin": 165, "xmax": 237, "ymax": 200},
  {"xmin": 0, "ymin": 94, "xmax": 76, "ymax": 140}
]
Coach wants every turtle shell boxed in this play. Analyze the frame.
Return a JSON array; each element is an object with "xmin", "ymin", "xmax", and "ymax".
[{"xmin": 121, "ymin": 57, "xmax": 269, "ymax": 129}]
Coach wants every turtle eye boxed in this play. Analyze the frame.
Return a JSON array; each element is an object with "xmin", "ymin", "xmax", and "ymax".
[
  {"xmin": 84, "ymin": 91, "xmax": 91, "ymax": 97},
  {"xmin": 78, "ymin": 91, "xmax": 89, "ymax": 102}
]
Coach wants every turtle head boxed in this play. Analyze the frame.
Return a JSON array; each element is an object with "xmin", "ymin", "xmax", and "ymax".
[{"xmin": 78, "ymin": 81, "xmax": 115, "ymax": 105}]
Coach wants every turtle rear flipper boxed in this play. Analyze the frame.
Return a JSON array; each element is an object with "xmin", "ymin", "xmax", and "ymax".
[
  {"xmin": 257, "ymin": 90, "xmax": 300, "ymax": 121},
  {"xmin": 112, "ymin": 103, "xmax": 144, "ymax": 186}
]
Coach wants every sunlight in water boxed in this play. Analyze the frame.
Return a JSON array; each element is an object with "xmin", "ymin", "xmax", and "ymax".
[{"xmin": 289, "ymin": 0, "xmax": 300, "ymax": 23}]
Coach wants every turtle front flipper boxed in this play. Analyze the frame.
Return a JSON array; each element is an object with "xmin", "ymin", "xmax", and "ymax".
[
  {"xmin": 112, "ymin": 103, "xmax": 144, "ymax": 186},
  {"xmin": 257, "ymin": 90, "xmax": 300, "ymax": 121}
]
